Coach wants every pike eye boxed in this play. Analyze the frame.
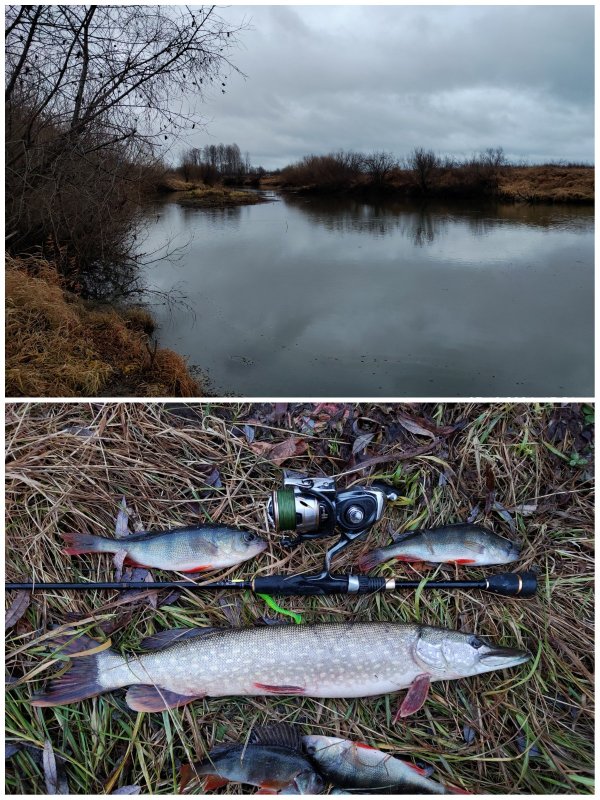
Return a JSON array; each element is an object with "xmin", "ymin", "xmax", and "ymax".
[
  {"xmin": 470, "ymin": 636, "xmax": 484, "ymax": 649},
  {"xmin": 305, "ymin": 745, "xmax": 316, "ymax": 756},
  {"xmin": 243, "ymin": 532, "xmax": 257, "ymax": 542}
]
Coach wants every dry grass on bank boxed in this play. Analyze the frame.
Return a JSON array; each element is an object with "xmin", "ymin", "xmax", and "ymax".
[
  {"xmin": 497, "ymin": 167, "xmax": 594, "ymax": 204},
  {"xmin": 176, "ymin": 186, "xmax": 268, "ymax": 208},
  {"xmin": 5, "ymin": 403, "xmax": 594, "ymax": 794},
  {"xmin": 6, "ymin": 256, "xmax": 201, "ymax": 398}
]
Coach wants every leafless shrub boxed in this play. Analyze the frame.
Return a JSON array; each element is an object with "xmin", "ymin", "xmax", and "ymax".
[
  {"xmin": 5, "ymin": 5, "xmax": 244, "ymax": 293},
  {"xmin": 281, "ymin": 151, "xmax": 365, "ymax": 189},
  {"xmin": 408, "ymin": 147, "xmax": 439, "ymax": 192},
  {"xmin": 363, "ymin": 151, "xmax": 397, "ymax": 184}
]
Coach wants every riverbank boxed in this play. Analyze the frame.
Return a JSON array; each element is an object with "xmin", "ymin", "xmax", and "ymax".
[
  {"xmin": 266, "ymin": 164, "xmax": 594, "ymax": 204},
  {"xmin": 6, "ymin": 255, "xmax": 201, "ymax": 397},
  {"xmin": 175, "ymin": 185, "xmax": 268, "ymax": 208}
]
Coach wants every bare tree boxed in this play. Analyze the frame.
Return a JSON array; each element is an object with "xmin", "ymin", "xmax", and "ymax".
[
  {"xmin": 409, "ymin": 147, "xmax": 439, "ymax": 192},
  {"xmin": 5, "ymin": 5, "xmax": 245, "ymax": 275},
  {"xmin": 363, "ymin": 151, "xmax": 397, "ymax": 184},
  {"xmin": 480, "ymin": 147, "xmax": 506, "ymax": 169}
]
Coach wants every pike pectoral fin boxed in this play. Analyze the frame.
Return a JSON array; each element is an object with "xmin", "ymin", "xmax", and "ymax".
[
  {"xmin": 394, "ymin": 673, "xmax": 431, "ymax": 720},
  {"xmin": 126, "ymin": 684, "xmax": 205, "ymax": 711}
]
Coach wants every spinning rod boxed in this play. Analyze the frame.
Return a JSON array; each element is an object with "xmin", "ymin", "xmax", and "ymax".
[{"xmin": 5, "ymin": 570, "xmax": 538, "ymax": 598}]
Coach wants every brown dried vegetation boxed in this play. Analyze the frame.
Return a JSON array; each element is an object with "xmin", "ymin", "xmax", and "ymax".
[{"xmin": 6, "ymin": 255, "xmax": 200, "ymax": 397}]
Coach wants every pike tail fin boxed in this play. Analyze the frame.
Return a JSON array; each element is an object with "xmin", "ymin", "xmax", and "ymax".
[
  {"xmin": 61, "ymin": 531, "xmax": 112, "ymax": 556},
  {"xmin": 357, "ymin": 548, "xmax": 386, "ymax": 572},
  {"xmin": 31, "ymin": 633, "xmax": 115, "ymax": 706}
]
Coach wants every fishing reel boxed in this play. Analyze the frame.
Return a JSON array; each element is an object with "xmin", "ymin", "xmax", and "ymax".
[{"xmin": 267, "ymin": 472, "xmax": 398, "ymax": 571}]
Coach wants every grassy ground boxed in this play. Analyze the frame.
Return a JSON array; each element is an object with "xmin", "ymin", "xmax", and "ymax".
[
  {"xmin": 6, "ymin": 255, "xmax": 201, "ymax": 398},
  {"xmin": 175, "ymin": 187, "xmax": 268, "ymax": 209},
  {"xmin": 496, "ymin": 167, "xmax": 594, "ymax": 204},
  {"xmin": 5, "ymin": 403, "xmax": 594, "ymax": 794}
]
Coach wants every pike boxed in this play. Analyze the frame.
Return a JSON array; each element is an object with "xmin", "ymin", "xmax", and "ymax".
[
  {"xmin": 358, "ymin": 524, "xmax": 521, "ymax": 572},
  {"xmin": 60, "ymin": 525, "xmax": 267, "ymax": 572},
  {"xmin": 31, "ymin": 622, "xmax": 530, "ymax": 716}
]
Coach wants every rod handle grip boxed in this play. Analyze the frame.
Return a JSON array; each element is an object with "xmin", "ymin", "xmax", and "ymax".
[
  {"xmin": 485, "ymin": 571, "xmax": 537, "ymax": 598},
  {"xmin": 253, "ymin": 574, "xmax": 348, "ymax": 595}
]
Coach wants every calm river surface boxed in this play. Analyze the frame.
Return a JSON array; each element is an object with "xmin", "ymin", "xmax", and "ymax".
[{"xmin": 141, "ymin": 193, "xmax": 593, "ymax": 396}]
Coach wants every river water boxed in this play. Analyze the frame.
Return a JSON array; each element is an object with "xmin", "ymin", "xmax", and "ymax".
[{"xmin": 141, "ymin": 192, "xmax": 593, "ymax": 396}]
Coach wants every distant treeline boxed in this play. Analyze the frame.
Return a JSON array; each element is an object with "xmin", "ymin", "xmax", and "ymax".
[
  {"xmin": 276, "ymin": 147, "xmax": 593, "ymax": 200},
  {"xmin": 176, "ymin": 143, "xmax": 265, "ymax": 186}
]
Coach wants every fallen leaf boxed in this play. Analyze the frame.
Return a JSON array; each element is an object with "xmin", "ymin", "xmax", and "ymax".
[
  {"xmin": 249, "ymin": 441, "xmax": 273, "ymax": 457},
  {"xmin": 352, "ymin": 432, "xmax": 375, "ymax": 455},
  {"xmin": 511, "ymin": 503, "xmax": 538, "ymax": 516},
  {"xmin": 61, "ymin": 426, "xmax": 95, "ymax": 437},
  {"xmin": 396, "ymin": 411, "xmax": 460, "ymax": 439},
  {"xmin": 463, "ymin": 725, "xmax": 477, "ymax": 745},
  {"xmin": 313, "ymin": 403, "xmax": 341, "ymax": 417},
  {"xmin": 218, "ymin": 596, "xmax": 242, "ymax": 627},
  {"xmin": 115, "ymin": 497, "xmax": 130, "ymax": 539},
  {"xmin": 201, "ymin": 465, "xmax": 222, "ymax": 488},
  {"xmin": 43, "ymin": 740, "xmax": 58, "ymax": 794},
  {"xmin": 5, "ymin": 742, "xmax": 23, "ymax": 759},
  {"xmin": 396, "ymin": 413, "xmax": 437, "ymax": 439},
  {"xmin": 268, "ymin": 402, "xmax": 288, "ymax": 422},
  {"xmin": 493, "ymin": 501, "xmax": 516, "ymax": 532},
  {"xmin": 268, "ymin": 437, "xmax": 308, "ymax": 466},
  {"xmin": 5, "ymin": 591, "xmax": 31, "ymax": 630},
  {"xmin": 113, "ymin": 549, "xmax": 128, "ymax": 581}
]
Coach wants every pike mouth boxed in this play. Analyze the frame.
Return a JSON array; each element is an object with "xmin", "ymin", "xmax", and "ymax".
[{"xmin": 480, "ymin": 647, "xmax": 531, "ymax": 668}]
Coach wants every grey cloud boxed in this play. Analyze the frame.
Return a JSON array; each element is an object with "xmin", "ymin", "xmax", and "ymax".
[{"xmin": 179, "ymin": 5, "xmax": 594, "ymax": 168}]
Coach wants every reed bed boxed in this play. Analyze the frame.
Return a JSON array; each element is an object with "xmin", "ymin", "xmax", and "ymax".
[{"xmin": 5, "ymin": 402, "xmax": 594, "ymax": 794}]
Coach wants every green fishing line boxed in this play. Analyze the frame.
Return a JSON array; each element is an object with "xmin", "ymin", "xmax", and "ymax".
[{"xmin": 257, "ymin": 593, "xmax": 303, "ymax": 624}]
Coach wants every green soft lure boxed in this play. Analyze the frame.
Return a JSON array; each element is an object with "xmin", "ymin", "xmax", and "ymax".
[{"xmin": 257, "ymin": 593, "xmax": 303, "ymax": 624}]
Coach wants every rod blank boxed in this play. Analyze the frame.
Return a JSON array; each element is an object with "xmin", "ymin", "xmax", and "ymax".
[{"xmin": 5, "ymin": 570, "xmax": 537, "ymax": 598}]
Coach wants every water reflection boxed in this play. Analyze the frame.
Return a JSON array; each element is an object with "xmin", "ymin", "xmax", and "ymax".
[
  {"xmin": 140, "ymin": 192, "xmax": 594, "ymax": 396},
  {"xmin": 282, "ymin": 193, "xmax": 594, "ymax": 243}
]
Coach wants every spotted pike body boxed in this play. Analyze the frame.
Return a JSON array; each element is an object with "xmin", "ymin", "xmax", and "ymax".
[
  {"xmin": 61, "ymin": 524, "xmax": 266, "ymax": 572},
  {"xmin": 359, "ymin": 524, "xmax": 520, "ymax": 572},
  {"xmin": 31, "ymin": 622, "xmax": 530, "ymax": 712}
]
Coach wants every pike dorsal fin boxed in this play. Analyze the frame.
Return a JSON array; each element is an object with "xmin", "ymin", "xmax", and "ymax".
[
  {"xmin": 139, "ymin": 627, "xmax": 221, "ymax": 651},
  {"xmin": 248, "ymin": 723, "xmax": 303, "ymax": 752}
]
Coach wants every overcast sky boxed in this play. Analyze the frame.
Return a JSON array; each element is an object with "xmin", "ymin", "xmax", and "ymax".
[{"xmin": 176, "ymin": 5, "xmax": 594, "ymax": 169}]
